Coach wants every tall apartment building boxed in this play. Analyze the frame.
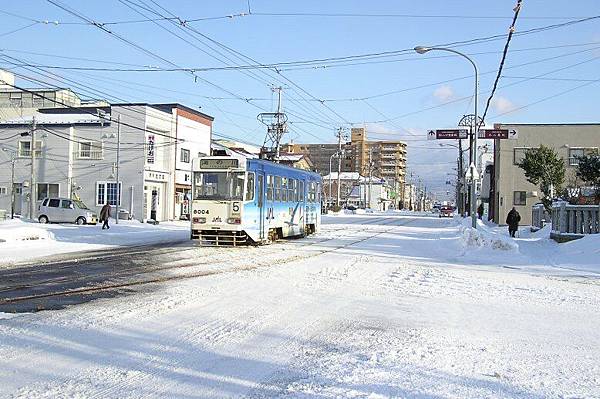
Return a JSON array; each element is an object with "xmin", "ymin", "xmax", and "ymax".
[
  {"xmin": 350, "ymin": 128, "xmax": 407, "ymax": 202},
  {"xmin": 281, "ymin": 127, "xmax": 407, "ymax": 205}
]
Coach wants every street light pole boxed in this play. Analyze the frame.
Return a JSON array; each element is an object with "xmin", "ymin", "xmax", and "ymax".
[{"xmin": 414, "ymin": 46, "xmax": 479, "ymax": 228}]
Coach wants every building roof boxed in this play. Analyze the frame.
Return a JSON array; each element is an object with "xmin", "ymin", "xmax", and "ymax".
[
  {"xmin": 322, "ymin": 172, "xmax": 362, "ymax": 181},
  {"xmin": 112, "ymin": 102, "xmax": 214, "ymax": 121},
  {"xmin": 0, "ymin": 112, "xmax": 104, "ymax": 126}
]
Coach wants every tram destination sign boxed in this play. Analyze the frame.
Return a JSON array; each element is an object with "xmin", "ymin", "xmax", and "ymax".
[
  {"xmin": 478, "ymin": 129, "xmax": 518, "ymax": 140},
  {"xmin": 199, "ymin": 158, "xmax": 239, "ymax": 169},
  {"xmin": 427, "ymin": 129, "xmax": 468, "ymax": 140}
]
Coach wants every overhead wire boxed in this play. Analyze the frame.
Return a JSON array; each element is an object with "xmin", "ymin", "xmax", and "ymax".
[{"xmin": 479, "ymin": 0, "xmax": 523, "ymax": 126}]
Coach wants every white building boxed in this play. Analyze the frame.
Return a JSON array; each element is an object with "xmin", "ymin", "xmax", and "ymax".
[{"xmin": 0, "ymin": 103, "xmax": 212, "ymax": 222}]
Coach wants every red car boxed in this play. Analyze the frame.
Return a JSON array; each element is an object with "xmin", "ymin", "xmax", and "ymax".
[{"xmin": 439, "ymin": 206, "xmax": 454, "ymax": 218}]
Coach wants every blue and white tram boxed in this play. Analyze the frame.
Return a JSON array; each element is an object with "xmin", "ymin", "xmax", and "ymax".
[{"xmin": 191, "ymin": 156, "xmax": 322, "ymax": 245}]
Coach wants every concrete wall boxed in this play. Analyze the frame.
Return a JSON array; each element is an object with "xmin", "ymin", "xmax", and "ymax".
[{"xmin": 493, "ymin": 124, "xmax": 600, "ymax": 226}]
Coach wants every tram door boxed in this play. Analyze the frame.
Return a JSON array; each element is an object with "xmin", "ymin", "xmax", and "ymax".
[{"xmin": 257, "ymin": 173, "xmax": 265, "ymax": 241}]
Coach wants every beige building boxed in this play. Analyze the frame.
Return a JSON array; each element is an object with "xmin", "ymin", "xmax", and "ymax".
[
  {"xmin": 280, "ymin": 142, "xmax": 353, "ymax": 175},
  {"xmin": 350, "ymin": 128, "xmax": 407, "ymax": 205},
  {"xmin": 492, "ymin": 123, "xmax": 600, "ymax": 226}
]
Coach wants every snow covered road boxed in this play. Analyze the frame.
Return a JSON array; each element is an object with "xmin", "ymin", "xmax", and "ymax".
[{"xmin": 1, "ymin": 213, "xmax": 599, "ymax": 398}]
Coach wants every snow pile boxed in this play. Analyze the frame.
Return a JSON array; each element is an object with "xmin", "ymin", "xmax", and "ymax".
[
  {"xmin": 0, "ymin": 219, "xmax": 190, "ymax": 266},
  {"xmin": 0, "ymin": 219, "xmax": 55, "ymax": 243},
  {"xmin": 459, "ymin": 218, "xmax": 518, "ymax": 252}
]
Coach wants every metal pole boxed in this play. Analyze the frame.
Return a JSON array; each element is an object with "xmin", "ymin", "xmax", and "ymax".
[
  {"xmin": 336, "ymin": 128, "xmax": 343, "ymax": 207},
  {"xmin": 367, "ymin": 148, "xmax": 373, "ymax": 208},
  {"xmin": 10, "ymin": 153, "xmax": 15, "ymax": 219},
  {"xmin": 458, "ymin": 139, "xmax": 464, "ymax": 216},
  {"xmin": 471, "ymin": 63, "xmax": 479, "ymax": 229},
  {"xmin": 29, "ymin": 116, "xmax": 36, "ymax": 220},
  {"xmin": 328, "ymin": 154, "xmax": 333, "ymax": 208},
  {"xmin": 115, "ymin": 114, "xmax": 121, "ymax": 224},
  {"xmin": 414, "ymin": 45, "xmax": 479, "ymax": 228}
]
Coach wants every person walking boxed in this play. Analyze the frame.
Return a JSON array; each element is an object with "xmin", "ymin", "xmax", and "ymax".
[
  {"xmin": 506, "ymin": 207, "xmax": 521, "ymax": 238},
  {"xmin": 477, "ymin": 203, "xmax": 484, "ymax": 219},
  {"xmin": 100, "ymin": 203, "xmax": 111, "ymax": 230}
]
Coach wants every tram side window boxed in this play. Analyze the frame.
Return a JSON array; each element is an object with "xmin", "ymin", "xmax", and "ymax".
[
  {"xmin": 299, "ymin": 180, "xmax": 305, "ymax": 202},
  {"xmin": 308, "ymin": 182, "xmax": 315, "ymax": 203},
  {"xmin": 274, "ymin": 176, "xmax": 281, "ymax": 201},
  {"xmin": 267, "ymin": 175, "xmax": 273, "ymax": 201},
  {"xmin": 281, "ymin": 177, "xmax": 288, "ymax": 202},
  {"xmin": 290, "ymin": 179, "xmax": 297, "ymax": 202},
  {"xmin": 316, "ymin": 183, "xmax": 321, "ymax": 202},
  {"xmin": 246, "ymin": 172, "xmax": 255, "ymax": 201}
]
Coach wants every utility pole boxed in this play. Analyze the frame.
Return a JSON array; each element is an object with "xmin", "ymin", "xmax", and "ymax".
[
  {"xmin": 335, "ymin": 127, "xmax": 346, "ymax": 207},
  {"xmin": 367, "ymin": 148, "xmax": 373, "ymax": 209},
  {"xmin": 458, "ymin": 138, "xmax": 464, "ymax": 215},
  {"xmin": 2, "ymin": 148, "xmax": 16, "ymax": 219},
  {"xmin": 29, "ymin": 116, "xmax": 36, "ymax": 220},
  {"xmin": 115, "ymin": 114, "xmax": 121, "ymax": 224},
  {"xmin": 258, "ymin": 86, "xmax": 288, "ymax": 162}
]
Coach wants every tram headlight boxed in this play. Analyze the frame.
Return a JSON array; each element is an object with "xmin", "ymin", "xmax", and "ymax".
[
  {"xmin": 193, "ymin": 217, "xmax": 206, "ymax": 224},
  {"xmin": 227, "ymin": 218, "xmax": 241, "ymax": 224}
]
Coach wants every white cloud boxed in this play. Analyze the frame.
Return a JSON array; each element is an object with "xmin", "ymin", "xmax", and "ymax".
[
  {"xmin": 432, "ymin": 85, "xmax": 455, "ymax": 102},
  {"xmin": 490, "ymin": 96, "xmax": 518, "ymax": 114}
]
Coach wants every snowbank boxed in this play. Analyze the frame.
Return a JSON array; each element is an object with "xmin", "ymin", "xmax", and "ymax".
[
  {"xmin": 0, "ymin": 219, "xmax": 55, "ymax": 243},
  {"xmin": 459, "ymin": 218, "xmax": 518, "ymax": 252},
  {"xmin": 0, "ymin": 218, "xmax": 190, "ymax": 266}
]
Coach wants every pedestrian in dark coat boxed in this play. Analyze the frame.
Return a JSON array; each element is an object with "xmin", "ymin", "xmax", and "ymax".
[
  {"xmin": 477, "ymin": 203, "xmax": 484, "ymax": 219},
  {"xmin": 100, "ymin": 203, "xmax": 111, "ymax": 230},
  {"xmin": 506, "ymin": 207, "xmax": 521, "ymax": 238}
]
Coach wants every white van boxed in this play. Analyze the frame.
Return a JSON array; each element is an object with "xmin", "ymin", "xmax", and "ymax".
[{"xmin": 38, "ymin": 197, "xmax": 98, "ymax": 225}]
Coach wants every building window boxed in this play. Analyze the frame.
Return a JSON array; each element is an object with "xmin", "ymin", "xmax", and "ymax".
[
  {"xmin": 147, "ymin": 135, "xmax": 155, "ymax": 164},
  {"xmin": 246, "ymin": 172, "xmax": 255, "ymax": 201},
  {"xmin": 37, "ymin": 183, "xmax": 59, "ymax": 201},
  {"xmin": 96, "ymin": 181, "xmax": 122, "ymax": 206},
  {"xmin": 513, "ymin": 191, "xmax": 526, "ymax": 206},
  {"xmin": 180, "ymin": 148, "xmax": 190, "ymax": 163},
  {"xmin": 569, "ymin": 148, "xmax": 598, "ymax": 166},
  {"xmin": 274, "ymin": 176, "xmax": 282, "ymax": 201},
  {"xmin": 78, "ymin": 140, "xmax": 103, "ymax": 159},
  {"xmin": 513, "ymin": 147, "xmax": 530, "ymax": 165},
  {"xmin": 267, "ymin": 175, "xmax": 273, "ymax": 201},
  {"xmin": 18, "ymin": 140, "xmax": 42, "ymax": 157},
  {"xmin": 0, "ymin": 187, "xmax": 6, "ymax": 195}
]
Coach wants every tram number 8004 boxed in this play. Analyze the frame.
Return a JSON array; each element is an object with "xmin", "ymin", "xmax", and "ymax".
[{"xmin": 194, "ymin": 210, "xmax": 210, "ymax": 215}]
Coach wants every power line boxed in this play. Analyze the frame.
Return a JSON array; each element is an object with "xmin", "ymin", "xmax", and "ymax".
[{"xmin": 479, "ymin": 0, "xmax": 523, "ymax": 126}]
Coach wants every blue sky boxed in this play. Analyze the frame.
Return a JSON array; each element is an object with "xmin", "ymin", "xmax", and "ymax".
[{"xmin": 1, "ymin": 0, "xmax": 599, "ymax": 198}]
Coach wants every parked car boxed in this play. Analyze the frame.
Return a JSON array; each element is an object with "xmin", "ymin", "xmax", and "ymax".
[
  {"xmin": 38, "ymin": 197, "xmax": 97, "ymax": 225},
  {"xmin": 439, "ymin": 205, "xmax": 454, "ymax": 218}
]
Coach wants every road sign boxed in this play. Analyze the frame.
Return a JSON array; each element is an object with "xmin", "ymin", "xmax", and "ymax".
[
  {"xmin": 464, "ymin": 163, "xmax": 480, "ymax": 182},
  {"xmin": 428, "ymin": 129, "xmax": 468, "ymax": 140},
  {"xmin": 478, "ymin": 129, "xmax": 518, "ymax": 139}
]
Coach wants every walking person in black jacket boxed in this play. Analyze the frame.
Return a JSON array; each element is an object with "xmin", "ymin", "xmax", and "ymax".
[{"xmin": 506, "ymin": 207, "xmax": 521, "ymax": 238}]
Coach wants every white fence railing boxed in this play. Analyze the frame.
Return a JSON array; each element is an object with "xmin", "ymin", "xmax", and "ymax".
[
  {"xmin": 531, "ymin": 203, "xmax": 549, "ymax": 231},
  {"xmin": 551, "ymin": 201, "xmax": 600, "ymax": 241}
]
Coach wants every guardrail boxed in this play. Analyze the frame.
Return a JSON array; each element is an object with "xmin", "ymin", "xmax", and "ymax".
[{"xmin": 551, "ymin": 201, "xmax": 600, "ymax": 242}]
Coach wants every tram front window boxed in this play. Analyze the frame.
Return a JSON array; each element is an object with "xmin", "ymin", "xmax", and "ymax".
[{"xmin": 194, "ymin": 171, "xmax": 245, "ymax": 200}]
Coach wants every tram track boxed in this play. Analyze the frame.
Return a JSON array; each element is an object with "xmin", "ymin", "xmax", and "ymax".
[
  {"xmin": 0, "ymin": 216, "xmax": 414, "ymax": 311},
  {"xmin": 0, "ymin": 215, "xmax": 399, "ymax": 295}
]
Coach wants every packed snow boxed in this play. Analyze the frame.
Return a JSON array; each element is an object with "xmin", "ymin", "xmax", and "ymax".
[{"xmin": 0, "ymin": 212, "xmax": 599, "ymax": 398}]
